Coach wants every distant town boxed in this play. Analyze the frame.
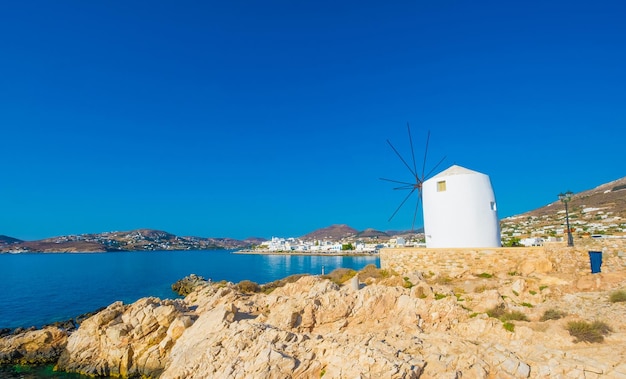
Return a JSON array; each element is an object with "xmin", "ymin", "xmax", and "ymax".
[{"xmin": 1, "ymin": 175, "xmax": 624, "ymax": 253}]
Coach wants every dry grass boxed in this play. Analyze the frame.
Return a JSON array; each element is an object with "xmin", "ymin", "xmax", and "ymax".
[
  {"xmin": 609, "ymin": 290, "xmax": 626, "ymax": 303},
  {"xmin": 486, "ymin": 304, "xmax": 528, "ymax": 322},
  {"xmin": 323, "ymin": 268, "xmax": 357, "ymax": 285},
  {"xmin": 566, "ymin": 320, "xmax": 612, "ymax": 343},
  {"xmin": 540, "ymin": 308, "xmax": 567, "ymax": 321},
  {"xmin": 236, "ymin": 280, "xmax": 261, "ymax": 293},
  {"xmin": 357, "ymin": 264, "xmax": 392, "ymax": 282},
  {"xmin": 261, "ymin": 274, "xmax": 310, "ymax": 294}
]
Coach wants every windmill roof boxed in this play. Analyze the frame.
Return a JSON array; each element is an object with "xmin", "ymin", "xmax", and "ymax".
[{"xmin": 430, "ymin": 165, "xmax": 483, "ymax": 179}]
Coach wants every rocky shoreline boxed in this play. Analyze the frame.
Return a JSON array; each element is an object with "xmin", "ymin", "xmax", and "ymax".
[{"xmin": 2, "ymin": 259, "xmax": 626, "ymax": 378}]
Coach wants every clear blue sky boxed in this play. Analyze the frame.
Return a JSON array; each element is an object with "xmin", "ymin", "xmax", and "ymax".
[{"xmin": 2, "ymin": 1, "xmax": 625, "ymax": 240}]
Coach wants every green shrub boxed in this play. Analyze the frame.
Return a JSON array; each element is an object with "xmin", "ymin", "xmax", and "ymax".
[
  {"xmin": 503, "ymin": 321, "xmax": 515, "ymax": 332},
  {"xmin": 540, "ymin": 309, "xmax": 566, "ymax": 321},
  {"xmin": 539, "ymin": 285, "xmax": 548, "ymax": 291},
  {"xmin": 403, "ymin": 277, "xmax": 413, "ymax": 288},
  {"xmin": 609, "ymin": 290, "xmax": 626, "ymax": 303},
  {"xmin": 521, "ymin": 302, "xmax": 533, "ymax": 308},
  {"xmin": 566, "ymin": 320, "xmax": 612, "ymax": 343},
  {"xmin": 512, "ymin": 290, "xmax": 519, "ymax": 296},
  {"xmin": 529, "ymin": 290, "xmax": 537, "ymax": 295},
  {"xmin": 477, "ymin": 273, "xmax": 493, "ymax": 279},
  {"xmin": 434, "ymin": 293, "xmax": 447, "ymax": 300}
]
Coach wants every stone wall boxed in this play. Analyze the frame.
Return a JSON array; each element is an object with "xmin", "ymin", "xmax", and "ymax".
[{"xmin": 380, "ymin": 238, "xmax": 626, "ymax": 278}]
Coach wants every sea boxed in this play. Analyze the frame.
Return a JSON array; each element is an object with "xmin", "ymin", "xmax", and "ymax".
[{"xmin": 0, "ymin": 249, "xmax": 378, "ymax": 378}]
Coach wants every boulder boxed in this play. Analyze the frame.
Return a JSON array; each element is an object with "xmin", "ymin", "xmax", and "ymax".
[{"xmin": 0, "ymin": 326, "xmax": 68, "ymax": 364}]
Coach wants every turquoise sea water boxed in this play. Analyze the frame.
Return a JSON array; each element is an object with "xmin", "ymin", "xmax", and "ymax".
[{"xmin": 0, "ymin": 250, "xmax": 379, "ymax": 329}]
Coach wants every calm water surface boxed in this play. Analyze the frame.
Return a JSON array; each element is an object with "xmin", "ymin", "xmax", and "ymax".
[{"xmin": 0, "ymin": 250, "xmax": 379, "ymax": 329}]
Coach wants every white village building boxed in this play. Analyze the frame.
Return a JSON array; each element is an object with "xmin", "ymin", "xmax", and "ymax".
[{"xmin": 422, "ymin": 165, "xmax": 501, "ymax": 248}]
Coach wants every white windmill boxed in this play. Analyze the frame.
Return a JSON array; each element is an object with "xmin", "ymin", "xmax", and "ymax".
[
  {"xmin": 422, "ymin": 165, "xmax": 501, "ymax": 248},
  {"xmin": 382, "ymin": 125, "xmax": 501, "ymax": 248}
]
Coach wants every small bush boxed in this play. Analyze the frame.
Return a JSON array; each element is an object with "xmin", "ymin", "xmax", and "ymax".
[
  {"xmin": 609, "ymin": 290, "xmax": 626, "ymax": 303},
  {"xmin": 508, "ymin": 271, "xmax": 520, "ymax": 276},
  {"xmin": 474, "ymin": 285, "xmax": 491, "ymax": 293},
  {"xmin": 357, "ymin": 264, "xmax": 389, "ymax": 281},
  {"xmin": 261, "ymin": 274, "xmax": 309, "ymax": 294},
  {"xmin": 403, "ymin": 277, "xmax": 413, "ymax": 289},
  {"xmin": 434, "ymin": 293, "xmax": 447, "ymax": 300},
  {"xmin": 529, "ymin": 290, "xmax": 537, "ymax": 295},
  {"xmin": 323, "ymin": 268, "xmax": 356, "ymax": 285},
  {"xmin": 512, "ymin": 290, "xmax": 519, "ymax": 296},
  {"xmin": 503, "ymin": 321, "xmax": 515, "ymax": 332},
  {"xmin": 486, "ymin": 305, "xmax": 528, "ymax": 322},
  {"xmin": 566, "ymin": 320, "xmax": 613, "ymax": 343},
  {"xmin": 539, "ymin": 285, "xmax": 548, "ymax": 291},
  {"xmin": 521, "ymin": 302, "xmax": 533, "ymax": 308},
  {"xmin": 501, "ymin": 311, "xmax": 529, "ymax": 322},
  {"xmin": 414, "ymin": 286, "xmax": 427, "ymax": 298},
  {"xmin": 540, "ymin": 309, "xmax": 566, "ymax": 321},
  {"xmin": 433, "ymin": 275, "xmax": 453, "ymax": 285},
  {"xmin": 469, "ymin": 312, "xmax": 479, "ymax": 318},
  {"xmin": 236, "ymin": 280, "xmax": 261, "ymax": 293},
  {"xmin": 477, "ymin": 273, "xmax": 493, "ymax": 279},
  {"xmin": 486, "ymin": 304, "xmax": 506, "ymax": 319}
]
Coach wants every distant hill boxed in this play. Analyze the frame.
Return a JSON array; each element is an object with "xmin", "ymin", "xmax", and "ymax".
[
  {"xmin": 300, "ymin": 224, "xmax": 420, "ymax": 242},
  {"xmin": 0, "ymin": 229, "xmax": 258, "ymax": 253},
  {"xmin": 0, "ymin": 235, "xmax": 23, "ymax": 245},
  {"xmin": 501, "ymin": 175, "xmax": 626, "ymax": 240},
  {"xmin": 355, "ymin": 228, "xmax": 389, "ymax": 239},
  {"xmin": 300, "ymin": 224, "xmax": 358, "ymax": 241}
]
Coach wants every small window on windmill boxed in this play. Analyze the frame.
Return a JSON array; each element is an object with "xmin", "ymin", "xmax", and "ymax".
[
  {"xmin": 437, "ymin": 181, "xmax": 446, "ymax": 192},
  {"xmin": 490, "ymin": 201, "xmax": 497, "ymax": 211}
]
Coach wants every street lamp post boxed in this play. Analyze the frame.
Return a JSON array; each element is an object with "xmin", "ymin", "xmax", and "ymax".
[{"xmin": 558, "ymin": 191, "xmax": 574, "ymax": 247}]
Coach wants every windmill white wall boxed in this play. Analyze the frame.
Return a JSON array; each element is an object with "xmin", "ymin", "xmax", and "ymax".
[{"xmin": 422, "ymin": 165, "xmax": 500, "ymax": 248}]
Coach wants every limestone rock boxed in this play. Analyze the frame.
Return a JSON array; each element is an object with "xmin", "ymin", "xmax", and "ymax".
[
  {"xmin": 57, "ymin": 297, "xmax": 193, "ymax": 378},
  {"xmin": 0, "ymin": 326, "xmax": 68, "ymax": 364}
]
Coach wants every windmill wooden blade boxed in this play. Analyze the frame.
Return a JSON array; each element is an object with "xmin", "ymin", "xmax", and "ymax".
[
  {"xmin": 411, "ymin": 191, "xmax": 422, "ymax": 231},
  {"xmin": 388, "ymin": 188, "xmax": 417, "ymax": 222},
  {"xmin": 379, "ymin": 177, "xmax": 415, "ymax": 186},
  {"xmin": 422, "ymin": 130, "xmax": 431, "ymax": 181},
  {"xmin": 424, "ymin": 155, "xmax": 447, "ymax": 180},
  {"xmin": 386, "ymin": 139, "xmax": 417, "ymax": 178},
  {"xmin": 407, "ymin": 123, "xmax": 419, "ymax": 180}
]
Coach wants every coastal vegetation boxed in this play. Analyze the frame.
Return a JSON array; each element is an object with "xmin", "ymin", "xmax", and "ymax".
[
  {"xmin": 609, "ymin": 289, "xmax": 626, "ymax": 303},
  {"xmin": 540, "ymin": 308, "xmax": 567, "ymax": 321},
  {"xmin": 566, "ymin": 320, "xmax": 613, "ymax": 343}
]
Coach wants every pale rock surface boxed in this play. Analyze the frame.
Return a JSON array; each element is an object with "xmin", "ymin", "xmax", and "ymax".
[
  {"xmin": 56, "ymin": 264, "xmax": 626, "ymax": 379},
  {"xmin": 57, "ymin": 297, "xmax": 193, "ymax": 377},
  {"xmin": 0, "ymin": 326, "xmax": 68, "ymax": 364}
]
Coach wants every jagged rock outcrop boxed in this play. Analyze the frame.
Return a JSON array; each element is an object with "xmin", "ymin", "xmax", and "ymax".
[
  {"xmin": 171, "ymin": 273, "xmax": 210, "ymax": 296},
  {"xmin": 57, "ymin": 297, "xmax": 194, "ymax": 378},
  {"xmin": 36, "ymin": 258, "xmax": 626, "ymax": 378},
  {"xmin": 0, "ymin": 326, "xmax": 68, "ymax": 364}
]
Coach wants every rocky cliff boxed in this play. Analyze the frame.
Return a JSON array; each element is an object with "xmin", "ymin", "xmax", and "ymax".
[{"xmin": 2, "ymin": 244, "xmax": 626, "ymax": 378}]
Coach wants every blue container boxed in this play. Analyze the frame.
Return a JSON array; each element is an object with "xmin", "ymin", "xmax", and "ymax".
[{"xmin": 588, "ymin": 251, "xmax": 602, "ymax": 274}]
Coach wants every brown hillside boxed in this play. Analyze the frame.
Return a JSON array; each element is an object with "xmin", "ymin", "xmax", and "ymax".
[
  {"xmin": 501, "ymin": 175, "xmax": 626, "ymax": 239},
  {"xmin": 300, "ymin": 224, "xmax": 358, "ymax": 241}
]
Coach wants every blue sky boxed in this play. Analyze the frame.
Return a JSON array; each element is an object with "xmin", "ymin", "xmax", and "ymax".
[{"xmin": 1, "ymin": 1, "xmax": 625, "ymax": 240}]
